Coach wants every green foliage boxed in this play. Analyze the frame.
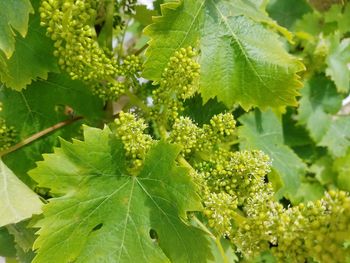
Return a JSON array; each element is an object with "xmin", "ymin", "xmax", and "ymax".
[
  {"xmin": 30, "ymin": 126, "xmax": 209, "ymax": 263},
  {"xmin": 0, "ymin": 160, "xmax": 42, "ymax": 227},
  {"xmin": 1, "ymin": 0, "xmax": 350, "ymax": 262},
  {"xmin": 238, "ymin": 110, "xmax": 306, "ymax": 198},
  {"xmin": 0, "ymin": 0, "xmax": 58, "ymax": 91},
  {"xmin": 144, "ymin": 0, "xmax": 304, "ymax": 110},
  {"xmin": 0, "ymin": 0, "xmax": 33, "ymax": 58}
]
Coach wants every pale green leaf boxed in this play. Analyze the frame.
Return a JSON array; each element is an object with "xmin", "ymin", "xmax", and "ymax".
[
  {"xmin": 296, "ymin": 75, "xmax": 342, "ymax": 142},
  {"xmin": 6, "ymin": 221, "xmax": 37, "ymax": 263},
  {"xmin": 292, "ymin": 182, "xmax": 325, "ymax": 204},
  {"xmin": 0, "ymin": 0, "xmax": 58, "ymax": 91},
  {"xmin": 29, "ymin": 126, "xmax": 209, "ymax": 263},
  {"xmin": 325, "ymin": 34, "xmax": 350, "ymax": 93},
  {"xmin": 319, "ymin": 117, "xmax": 350, "ymax": 158},
  {"xmin": 144, "ymin": 0, "xmax": 304, "ymax": 110},
  {"xmin": 238, "ymin": 110, "xmax": 306, "ymax": 197},
  {"xmin": 0, "ymin": 160, "xmax": 42, "ymax": 227},
  {"xmin": 0, "ymin": 0, "xmax": 34, "ymax": 58},
  {"xmin": 309, "ymin": 155, "xmax": 337, "ymax": 185},
  {"xmin": 200, "ymin": 0, "xmax": 304, "ymax": 110},
  {"xmin": 143, "ymin": 0, "xmax": 204, "ymax": 80},
  {"xmin": 333, "ymin": 151, "xmax": 350, "ymax": 191},
  {"xmin": 324, "ymin": 4, "xmax": 350, "ymax": 34}
]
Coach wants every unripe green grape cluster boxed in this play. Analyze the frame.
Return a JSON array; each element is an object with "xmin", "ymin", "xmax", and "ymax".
[
  {"xmin": 168, "ymin": 113, "xmax": 236, "ymax": 155},
  {"xmin": 203, "ymin": 192, "xmax": 238, "ymax": 236},
  {"xmin": 0, "ymin": 119, "xmax": 17, "ymax": 151},
  {"xmin": 233, "ymin": 187, "xmax": 350, "ymax": 262},
  {"xmin": 91, "ymin": 81, "xmax": 126, "ymax": 101},
  {"xmin": 168, "ymin": 117, "xmax": 202, "ymax": 155},
  {"xmin": 114, "ymin": 111, "xmax": 153, "ymax": 169},
  {"xmin": 120, "ymin": 55, "xmax": 143, "ymax": 77},
  {"xmin": 39, "ymin": 0, "xmax": 119, "ymax": 81},
  {"xmin": 198, "ymin": 150, "xmax": 271, "ymax": 204},
  {"xmin": 152, "ymin": 47, "xmax": 200, "ymax": 121}
]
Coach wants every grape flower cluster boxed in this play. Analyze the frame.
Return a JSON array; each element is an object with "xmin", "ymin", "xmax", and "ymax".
[
  {"xmin": 114, "ymin": 111, "xmax": 153, "ymax": 170},
  {"xmin": 152, "ymin": 47, "xmax": 200, "ymax": 121}
]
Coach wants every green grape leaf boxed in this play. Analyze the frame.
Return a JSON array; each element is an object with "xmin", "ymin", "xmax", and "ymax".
[
  {"xmin": 292, "ymin": 182, "xmax": 325, "ymax": 204},
  {"xmin": 144, "ymin": 0, "xmax": 304, "ymax": 110},
  {"xmin": 200, "ymin": 0, "xmax": 304, "ymax": 110},
  {"xmin": 0, "ymin": 0, "xmax": 34, "ymax": 58},
  {"xmin": 296, "ymin": 75, "xmax": 343, "ymax": 142},
  {"xmin": 0, "ymin": 227, "xmax": 16, "ymax": 257},
  {"xmin": 183, "ymin": 95, "xmax": 227, "ymax": 126},
  {"xmin": 324, "ymin": 4, "xmax": 350, "ymax": 34},
  {"xmin": 29, "ymin": 126, "xmax": 209, "ymax": 263},
  {"xmin": 143, "ymin": 0, "xmax": 204, "ymax": 80},
  {"xmin": 0, "ymin": 73, "xmax": 104, "ymax": 185},
  {"xmin": 319, "ymin": 116, "xmax": 350, "ymax": 158},
  {"xmin": 238, "ymin": 110, "xmax": 306, "ymax": 197},
  {"xmin": 267, "ymin": 0, "xmax": 311, "ymax": 29},
  {"xmin": 0, "ymin": 160, "xmax": 42, "ymax": 227},
  {"xmin": 309, "ymin": 155, "xmax": 337, "ymax": 185},
  {"xmin": 325, "ymin": 34, "xmax": 350, "ymax": 93},
  {"xmin": 333, "ymin": 151, "xmax": 350, "ymax": 191},
  {"xmin": 0, "ymin": 0, "xmax": 58, "ymax": 91},
  {"xmin": 6, "ymin": 221, "xmax": 37, "ymax": 263}
]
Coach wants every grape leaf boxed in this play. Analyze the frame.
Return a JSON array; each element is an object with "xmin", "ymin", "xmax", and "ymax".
[
  {"xmin": 292, "ymin": 182, "xmax": 325, "ymax": 204},
  {"xmin": 0, "ymin": 227, "xmax": 16, "ymax": 257},
  {"xmin": 183, "ymin": 95, "xmax": 227, "ymax": 126},
  {"xmin": 267, "ymin": 0, "xmax": 311, "ymax": 29},
  {"xmin": 29, "ymin": 126, "xmax": 209, "ymax": 263},
  {"xmin": 325, "ymin": 34, "xmax": 350, "ymax": 93},
  {"xmin": 0, "ymin": 160, "xmax": 42, "ymax": 227},
  {"xmin": 143, "ymin": 0, "xmax": 204, "ymax": 80},
  {"xmin": 0, "ymin": 0, "xmax": 33, "ymax": 58},
  {"xmin": 296, "ymin": 75, "xmax": 342, "ymax": 142},
  {"xmin": 0, "ymin": 73, "xmax": 104, "ymax": 185},
  {"xmin": 333, "ymin": 151, "xmax": 350, "ymax": 191},
  {"xmin": 144, "ymin": 0, "xmax": 304, "ymax": 110},
  {"xmin": 319, "ymin": 117, "xmax": 350, "ymax": 158},
  {"xmin": 0, "ymin": 0, "xmax": 58, "ymax": 91},
  {"xmin": 200, "ymin": 0, "xmax": 304, "ymax": 110},
  {"xmin": 324, "ymin": 4, "xmax": 350, "ymax": 34},
  {"xmin": 238, "ymin": 110, "xmax": 306, "ymax": 197},
  {"xmin": 6, "ymin": 221, "xmax": 37, "ymax": 263},
  {"xmin": 309, "ymin": 155, "xmax": 337, "ymax": 185}
]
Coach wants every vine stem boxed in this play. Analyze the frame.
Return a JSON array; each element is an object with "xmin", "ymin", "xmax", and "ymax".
[
  {"xmin": 0, "ymin": 116, "xmax": 83, "ymax": 157},
  {"xmin": 193, "ymin": 216, "xmax": 229, "ymax": 263}
]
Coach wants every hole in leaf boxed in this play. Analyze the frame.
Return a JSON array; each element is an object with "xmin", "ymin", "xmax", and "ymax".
[
  {"xmin": 149, "ymin": 229, "xmax": 158, "ymax": 240},
  {"xmin": 92, "ymin": 223, "xmax": 103, "ymax": 232}
]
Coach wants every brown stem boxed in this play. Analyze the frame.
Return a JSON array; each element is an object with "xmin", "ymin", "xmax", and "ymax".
[
  {"xmin": 0, "ymin": 116, "xmax": 83, "ymax": 157},
  {"xmin": 134, "ymin": 43, "xmax": 149, "ymax": 56}
]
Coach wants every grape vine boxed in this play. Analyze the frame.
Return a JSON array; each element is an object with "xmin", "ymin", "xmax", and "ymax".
[{"xmin": 1, "ymin": 0, "xmax": 350, "ymax": 263}]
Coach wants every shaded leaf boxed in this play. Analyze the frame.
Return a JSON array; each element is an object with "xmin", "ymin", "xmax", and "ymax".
[
  {"xmin": 0, "ymin": 227, "xmax": 16, "ymax": 257},
  {"xmin": 325, "ymin": 34, "xmax": 350, "ymax": 93},
  {"xmin": 296, "ymin": 75, "xmax": 342, "ymax": 142},
  {"xmin": 267, "ymin": 0, "xmax": 311, "ymax": 29},
  {"xmin": 0, "ymin": 73, "xmax": 104, "ymax": 184},
  {"xmin": 319, "ymin": 116, "xmax": 350, "ymax": 158},
  {"xmin": 333, "ymin": 150, "xmax": 350, "ymax": 191}
]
